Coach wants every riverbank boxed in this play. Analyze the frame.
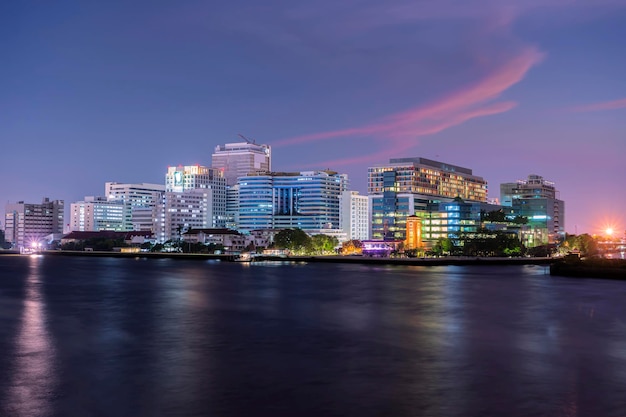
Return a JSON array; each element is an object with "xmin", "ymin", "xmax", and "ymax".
[
  {"xmin": 40, "ymin": 250, "xmax": 555, "ymax": 266},
  {"xmin": 18, "ymin": 251, "xmax": 626, "ymax": 279},
  {"xmin": 550, "ymin": 259, "xmax": 626, "ymax": 280}
]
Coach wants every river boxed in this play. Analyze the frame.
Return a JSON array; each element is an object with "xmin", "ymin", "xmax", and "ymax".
[{"xmin": 0, "ymin": 255, "xmax": 625, "ymax": 416}]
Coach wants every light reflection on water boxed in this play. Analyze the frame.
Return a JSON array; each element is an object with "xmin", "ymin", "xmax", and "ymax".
[
  {"xmin": 0, "ymin": 257, "xmax": 625, "ymax": 417},
  {"xmin": 4, "ymin": 255, "xmax": 56, "ymax": 417}
]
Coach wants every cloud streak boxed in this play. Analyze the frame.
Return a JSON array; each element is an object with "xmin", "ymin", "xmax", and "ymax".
[
  {"xmin": 274, "ymin": 46, "xmax": 544, "ymax": 149},
  {"xmin": 568, "ymin": 98, "xmax": 626, "ymax": 113}
]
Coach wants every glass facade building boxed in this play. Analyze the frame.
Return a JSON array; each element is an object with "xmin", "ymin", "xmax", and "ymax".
[
  {"xmin": 500, "ymin": 174, "xmax": 565, "ymax": 245},
  {"xmin": 237, "ymin": 171, "xmax": 348, "ymax": 233},
  {"xmin": 368, "ymin": 158, "xmax": 487, "ymax": 240}
]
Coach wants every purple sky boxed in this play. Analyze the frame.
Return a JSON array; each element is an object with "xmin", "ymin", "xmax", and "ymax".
[{"xmin": 2, "ymin": 0, "xmax": 625, "ymax": 235}]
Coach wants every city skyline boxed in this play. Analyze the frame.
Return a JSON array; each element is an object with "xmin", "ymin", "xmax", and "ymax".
[{"xmin": 2, "ymin": 1, "xmax": 626, "ymax": 235}]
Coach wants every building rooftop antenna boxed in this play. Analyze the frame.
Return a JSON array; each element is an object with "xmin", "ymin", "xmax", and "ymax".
[{"xmin": 238, "ymin": 133, "xmax": 256, "ymax": 144}]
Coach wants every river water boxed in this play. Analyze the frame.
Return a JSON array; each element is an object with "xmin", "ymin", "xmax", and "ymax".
[{"xmin": 0, "ymin": 255, "xmax": 625, "ymax": 417}]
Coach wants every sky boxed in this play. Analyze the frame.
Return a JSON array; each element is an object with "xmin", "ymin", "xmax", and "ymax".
[{"xmin": 2, "ymin": 0, "xmax": 625, "ymax": 235}]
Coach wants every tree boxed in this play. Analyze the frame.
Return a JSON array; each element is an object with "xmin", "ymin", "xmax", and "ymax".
[
  {"xmin": 274, "ymin": 228, "xmax": 312, "ymax": 255},
  {"xmin": 310, "ymin": 234, "xmax": 339, "ymax": 255},
  {"xmin": 432, "ymin": 237, "xmax": 456, "ymax": 256},
  {"xmin": 576, "ymin": 234, "xmax": 599, "ymax": 257}
]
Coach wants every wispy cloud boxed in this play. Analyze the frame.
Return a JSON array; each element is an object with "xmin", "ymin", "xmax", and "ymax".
[
  {"xmin": 274, "ymin": 46, "xmax": 544, "ymax": 148},
  {"xmin": 568, "ymin": 98, "xmax": 626, "ymax": 113}
]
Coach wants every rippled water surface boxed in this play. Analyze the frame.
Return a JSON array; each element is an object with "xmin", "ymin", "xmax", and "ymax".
[{"xmin": 1, "ymin": 255, "xmax": 625, "ymax": 416}]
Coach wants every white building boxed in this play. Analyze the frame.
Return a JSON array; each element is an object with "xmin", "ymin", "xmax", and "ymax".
[
  {"xmin": 163, "ymin": 165, "xmax": 228, "ymax": 230},
  {"xmin": 70, "ymin": 196, "xmax": 126, "ymax": 232},
  {"xmin": 104, "ymin": 182, "xmax": 165, "ymax": 231},
  {"xmin": 153, "ymin": 189, "xmax": 224, "ymax": 243},
  {"xmin": 212, "ymin": 141, "xmax": 271, "ymax": 186},
  {"xmin": 339, "ymin": 191, "xmax": 370, "ymax": 241},
  {"xmin": 4, "ymin": 198, "xmax": 64, "ymax": 250},
  {"xmin": 182, "ymin": 228, "xmax": 248, "ymax": 253}
]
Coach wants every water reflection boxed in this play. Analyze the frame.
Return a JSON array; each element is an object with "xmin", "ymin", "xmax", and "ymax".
[{"xmin": 4, "ymin": 255, "xmax": 56, "ymax": 416}]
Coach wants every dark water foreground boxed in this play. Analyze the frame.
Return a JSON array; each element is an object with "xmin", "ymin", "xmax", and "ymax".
[{"xmin": 1, "ymin": 255, "xmax": 625, "ymax": 417}]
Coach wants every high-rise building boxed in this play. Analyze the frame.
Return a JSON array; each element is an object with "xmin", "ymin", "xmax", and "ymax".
[
  {"xmin": 105, "ymin": 182, "xmax": 165, "ymax": 231},
  {"xmin": 417, "ymin": 198, "xmax": 483, "ymax": 242},
  {"xmin": 237, "ymin": 170, "xmax": 348, "ymax": 233},
  {"xmin": 153, "ymin": 189, "xmax": 216, "ymax": 243},
  {"xmin": 4, "ymin": 198, "xmax": 64, "ymax": 250},
  {"xmin": 339, "ymin": 191, "xmax": 370, "ymax": 241},
  {"xmin": 70, "ymin": 197, "xmax": 126, "ymax": 231},
  {"xmin": 164, "ymin": 165, "xmax": 227, "ymax": 229},
  {"xmin": 154, "ymin": 165, "xmax": 228, "ymax": 241},
  {"xmin": 166, "ymin": 165, "xmax": 226, "ymax": 193},
  {"xmin": 211, "ymin": 141, "xmax": 271, "ymax": 186},
  {"xmin": 368, "ymin": 157, "xmax": 487, "ymax": 240},
  {"xmin": 500, "ymin": 174, "xmax": 565, "ymax": 245}
]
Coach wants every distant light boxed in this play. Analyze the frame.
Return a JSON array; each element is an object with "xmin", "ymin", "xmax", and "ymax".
[{"xmin": 606, "ymin": 228, "xmax": 614, "ymax": 236}]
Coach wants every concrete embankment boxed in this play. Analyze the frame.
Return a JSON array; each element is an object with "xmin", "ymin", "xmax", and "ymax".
[
  {"xmin": 39, "ymin": 251, "xmax": 556, "ymax": 266},
  {"xmin": 550, "ymin": 260, "xmax": 626, "ymax": 280},
  {"xmin": 42, "ymin": 250, "xmax": 237, "ymax": 261},
  {"xmin": 288, "ymin": 255, "xmax": 555, "ymax": 266}
]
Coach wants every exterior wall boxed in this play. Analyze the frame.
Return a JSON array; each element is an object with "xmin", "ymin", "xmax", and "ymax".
[
  {"xmin": 500, "ymin": 174, "xmax": 565, "ymax": 245},
  {"xmin": 182, "ymin": 229, "xmax": 248, "ymax": 253},
  {"xmin": 339, "ymin": 191, "xmax": 370, "ymax": 241},
  {"xmin": 163, "ymin": 165, "xmax": 227, "ymax": 229},
  {"xmin": 511, "ymin": 197, "xmax": 565, "ymax": 246},
  {"xmin": 370, "ymin": 192, "xmax": 435, "ymax": 240},
  {"xmin": 4, "ymin": 198, "xmax": 64, "ymax": 250},
  {"xmin": 225, "ymin": 185, "xmax": 240, "ymax": 230},
  {"xmin": 153, "ymin": 190, "xmax": 214, "ymax": 242},
  {"xmin": 238, "ymin": 171, "xmax": 348, "ymax": 233},
  {"xmin": 368, "ymin": 157, "xmax": 487, "ymax": 241},
  {"xmin": 70, "ymin": 197, "xmax": 126, "ymax": 231},
  {"xmin": 416, "ymin": 200, "xmax": 482, "ymax": 244},
  {"xmin": 105, "ymin": 182, "xmax": 165, "ymax": 231},
  {"xmin": 368, "ymin": 157, "xmax": 487, "ymax": 202},
  {"xmin": 405, "ymin": 216, "xmax": 422, "ymax": 249},
  {"xmin": 212, "ymin": 142, "xmax": 272, "ymax": 186}
]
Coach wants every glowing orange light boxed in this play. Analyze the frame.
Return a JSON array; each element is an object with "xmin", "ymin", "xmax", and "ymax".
[{"xmin": 605, "ymin": 227, "xmax": 614, "ymax": 236}]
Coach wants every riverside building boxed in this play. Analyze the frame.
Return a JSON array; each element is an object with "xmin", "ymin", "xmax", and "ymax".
[
  {"xmin": 70, "ymin": 197, "xmax": 126, "ymax": 232},
  {"xmin": 368, "ymin": 157, "xmax": 487, "ymax": 240},
  {"xmin": 339, "ymin": 191, "xmax": 370, "ymax": 241},
  {"xmin": 155, "ymin": 165, "xmax": 228, "ymax": 241},
  {"xmin": 237, "ymin": 170, "xmax": 348, "ymax": 233},
  {"xmin": 105, "ymin": 182, "xmax": 165, "ymax": 231},
  {"xmin": 500, "ymin": 174, "xmax": 565, "ymax": 246},
  {"xmin": 211, "ymin": 141, "xmax": 271, "ymax": 186},
  {"xmin": 4, "ymin": 198, "xmax": 64, "ymax": 250}
]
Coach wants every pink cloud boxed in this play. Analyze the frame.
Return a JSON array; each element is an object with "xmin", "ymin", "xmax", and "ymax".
[
  {"xmin": 568, "ymin": 98, "xmax": 626, "ymax": 113},
  {"xmin": 274, "ymin": 46, "xmax": 543, "ymax": 147}
]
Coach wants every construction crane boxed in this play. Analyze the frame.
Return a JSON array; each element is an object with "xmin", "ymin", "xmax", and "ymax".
[{"xmin": 238, "ymin": 134, "xmax": 256, "ymax": 144}]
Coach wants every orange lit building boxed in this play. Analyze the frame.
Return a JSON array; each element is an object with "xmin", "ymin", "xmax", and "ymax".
[{"xmin": 405, "ymin": 215, "xmax": 422, "ymax": 249}]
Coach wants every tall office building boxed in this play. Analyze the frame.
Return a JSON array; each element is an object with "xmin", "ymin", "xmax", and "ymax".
[
  {"xmin": 105, "ymin": 182, "xmax": 165, "ymax": 231},
  {"xmin": 212, "ymin": 141, "xmax": 271, "ymax": 186},
  {"xmin": 237, "ymin": 170, "xmax": 348, "ymax": 233},
  {"xmin": 368, "ymin": 157, "xmax": 487, "ymax": 240},
  {"xmin": 4, "ymin": 198, "xmax": 64, "ymax": 250},
  {"xmin": 339, "ymin": 191, "xmax": 370, "ymax": 241},
  {"xmin": 166, "ymin": 165, "xmax": 226, "ymax": 193},
  {"xmin": 500, "ymin": 174, "xmax": 565, "ymax": 245},
  {"xmin": 70, "ymin": 197, "xmax": 126, "ymax": 232},
  {"xmin": 153, "ymin": 189, "xmax": 216, "ymax": 242},
  {"xmin": 157, "ymin": 165, "xmax": 228, "ymax": 240}
]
